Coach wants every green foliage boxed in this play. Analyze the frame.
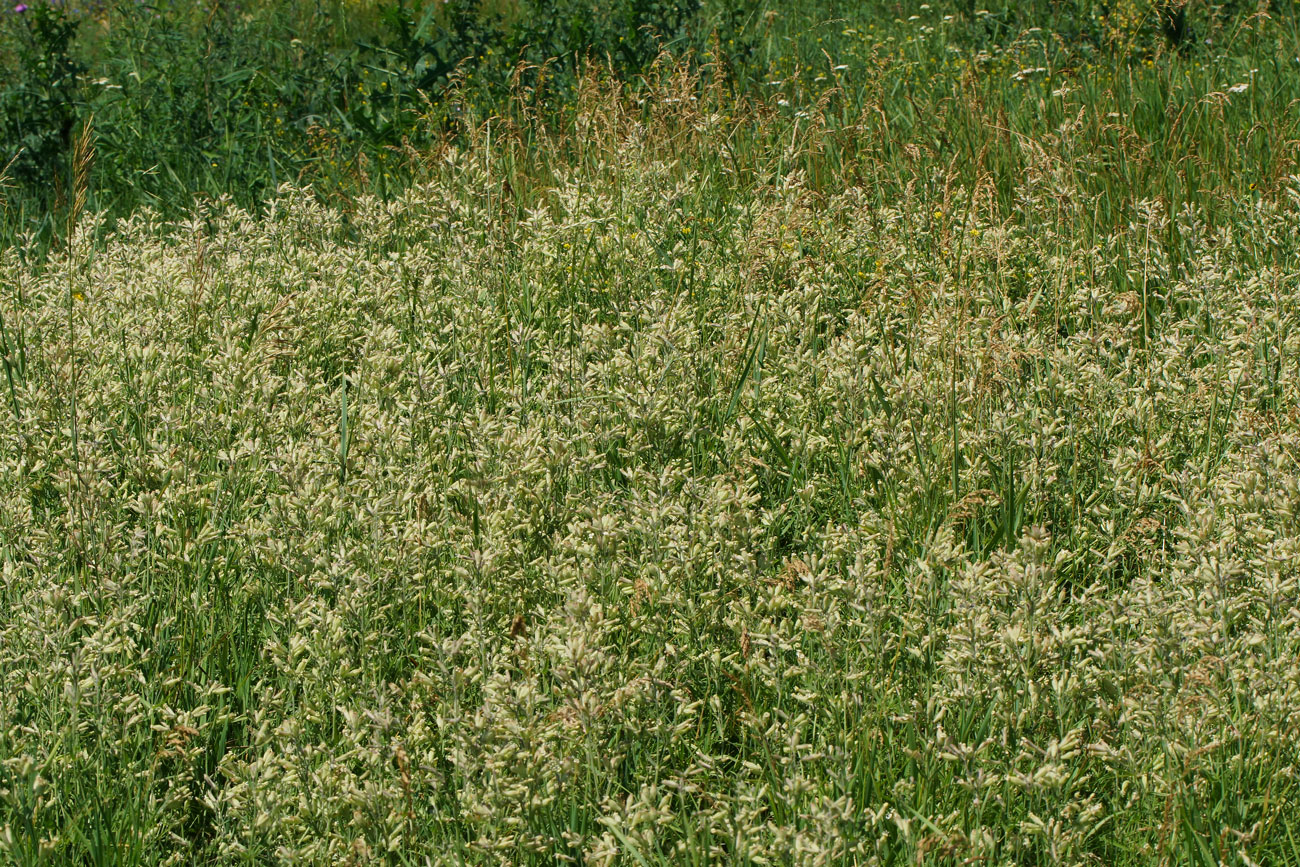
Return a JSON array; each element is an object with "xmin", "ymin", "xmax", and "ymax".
[
  {"xmin": 379, "ymin": 0, "xmax": 701, "ymax": 94},
  {"xmin": 0, "ymin": 0, "xmax": 1288, "ymax": 247},
  {"xmin": 940, "ymin": 0, "xmax": 1269, "ymax": 53},
  {"xmin": 0, "ymin": 1, "xmax": 82, "ymax": 189}
]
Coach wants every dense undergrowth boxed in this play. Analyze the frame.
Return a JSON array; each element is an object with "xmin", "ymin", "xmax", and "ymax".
[
  {"xmin": 1, "ymin": 0, "xmax": 1290, "ymax": 243},
  {"xmin": 3, "ymin": 1, "xmax": 1300, "ymax": 865}
]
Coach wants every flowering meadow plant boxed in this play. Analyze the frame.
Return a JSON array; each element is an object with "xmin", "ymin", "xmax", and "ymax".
[{"xmin": 2, "ymin": 17, "xmax": 1300, "ymax": 867}]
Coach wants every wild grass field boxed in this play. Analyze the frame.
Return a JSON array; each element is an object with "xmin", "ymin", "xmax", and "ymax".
[{"xmin": 4, "ymin": 1, "xmax": 1300, "ymax": 864}]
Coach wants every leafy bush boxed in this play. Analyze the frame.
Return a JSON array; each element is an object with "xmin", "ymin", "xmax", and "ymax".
[
  {"xmin": 0, "ymin": 1, "xmax": 82, "ymax": 190},
  {"xmin": 371, "ymin": 0, "xmax": 707, "ymax": 119}
]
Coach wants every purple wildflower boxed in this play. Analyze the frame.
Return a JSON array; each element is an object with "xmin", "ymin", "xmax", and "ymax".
[{"xmin": 14, "ymin": 3, "xmax": 28, "ymax": 10}]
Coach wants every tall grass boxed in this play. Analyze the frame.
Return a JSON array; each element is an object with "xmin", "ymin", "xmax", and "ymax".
[
  {"xmin": 2, "ymin": 4, "xmax": 1300, "ymax": 865},
  {"xmin": 2, "ymin": 0, "xmax": 1287, "ymax": 247}
]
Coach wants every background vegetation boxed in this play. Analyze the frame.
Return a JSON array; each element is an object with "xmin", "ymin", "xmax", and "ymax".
[
  {"xmin": 3, "ymin": 0, "xmax": 1300, "ymax": 864},
  {"xmin": 1, "ymin": 0, "xmax": 1290, "ymax": 245}
]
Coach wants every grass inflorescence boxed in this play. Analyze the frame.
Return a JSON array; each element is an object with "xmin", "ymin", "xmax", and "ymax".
[{"xmin": 2, "ymin": 3, "xmax": 1300, "ymax": 865}]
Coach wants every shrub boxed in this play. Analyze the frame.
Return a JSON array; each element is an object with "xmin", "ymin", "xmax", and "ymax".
[{"xmin": 0, "ymin": 1, "xmax": 82, "ymax": 191}]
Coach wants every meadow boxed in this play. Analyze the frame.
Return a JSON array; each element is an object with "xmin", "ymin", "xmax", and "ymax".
[{"xmin": 3, "ymin": 1, "xmax": 1300, "ymax": 864}]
